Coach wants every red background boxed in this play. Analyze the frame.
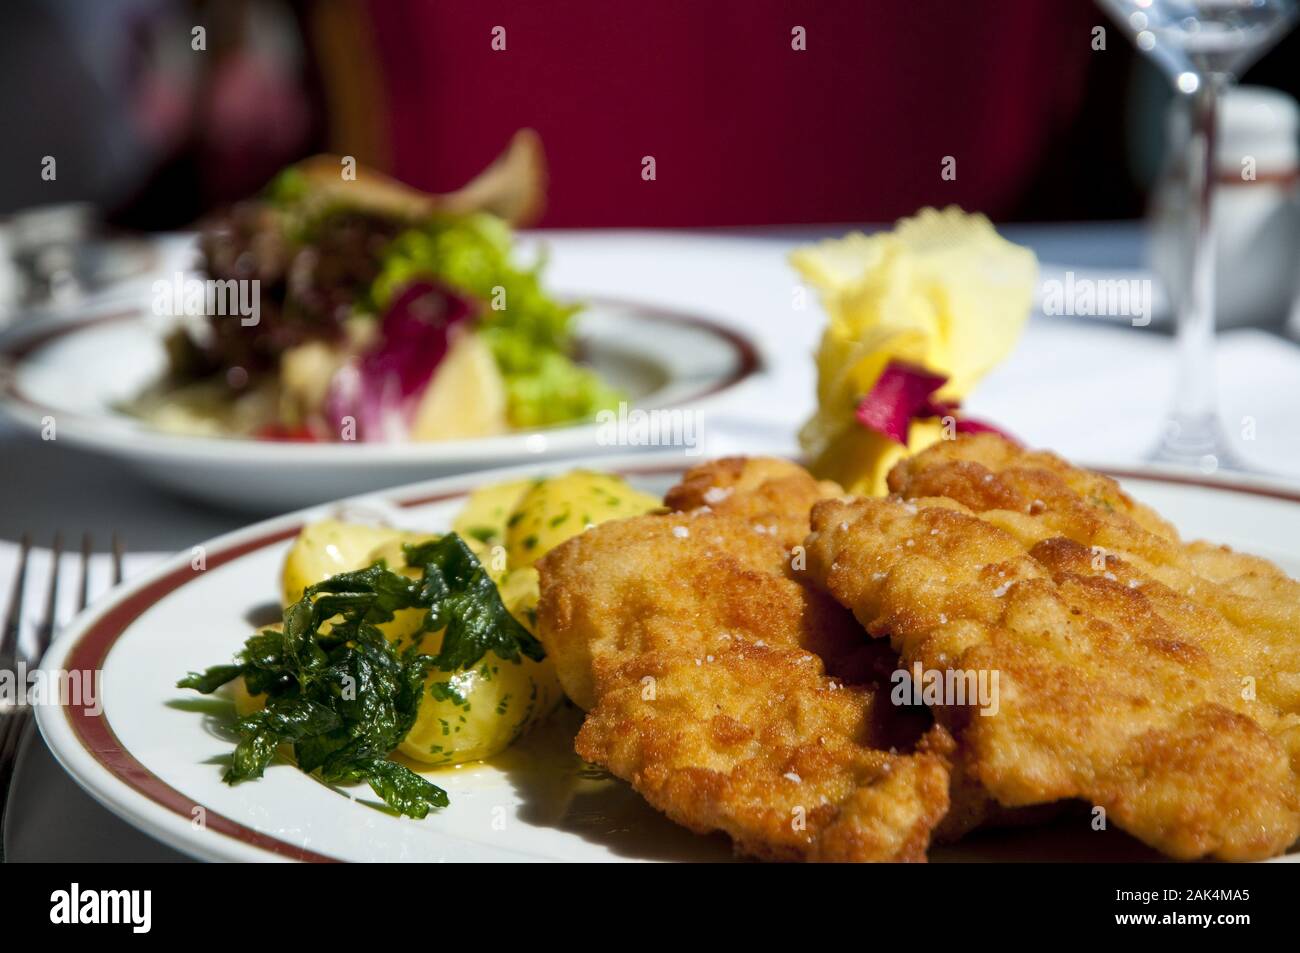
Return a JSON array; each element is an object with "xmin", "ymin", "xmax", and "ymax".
[{"xmin": 367, "ymin": 0, "xmax": 1101, "ymax": 227}]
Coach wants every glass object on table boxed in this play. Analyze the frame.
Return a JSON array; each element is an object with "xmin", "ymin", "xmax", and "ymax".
[
  {"xmin": 1098, "ymin": 0, "xmax": 1298, "ymax": 471},
  {"xmin": 0, "ymin": 204, "xmax": 160, "ymax": 328},
  {"xmin": 1150, "ymin": 87, "xmax": 1300, "ymax": 330}
]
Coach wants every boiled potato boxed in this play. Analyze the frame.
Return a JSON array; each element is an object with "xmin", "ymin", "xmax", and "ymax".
[
  {"xmin": 283, "ymin": 518, "xmax": 560, "ymax": 765},
  {"xmin": 398, "ymin": 567, "xmax": 562, "ymax": 764},
  {"xmin": 401, "ymin": 472, "xmax": 658, "ymax": 762},
  {"xmin": 504, "ymin": 472, "xmax": 659, "ymax": 569},
  {"xmin": 281, "ymin": 519, "xmax": 403, "ymax": 605},
  {"xmin": 397, "ymin": 650, "xmax": 561, "ymax": 765},
  {"xmin": 451, "ymin": 479, "xmax": 534, "ymax": 548},
  {"xmin": 496, "ymin": 565, "xmax": 543, "ymax": 631}
]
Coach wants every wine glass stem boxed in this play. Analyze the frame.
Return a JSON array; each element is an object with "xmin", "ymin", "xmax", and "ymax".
[{"xmin": 1157, "ymin": 76, "xmax": 1230, "ymax": 466}]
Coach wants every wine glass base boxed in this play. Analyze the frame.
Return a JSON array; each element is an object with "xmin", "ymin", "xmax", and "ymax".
[{"xmin": 1148, "ymin": 415, "xmax": 1244, "ymax": 474}]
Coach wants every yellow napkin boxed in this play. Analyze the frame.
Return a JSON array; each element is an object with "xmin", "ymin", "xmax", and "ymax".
[{"xmin": 792, "ymin": 206, "xmax": 1037, "ymax": 495}]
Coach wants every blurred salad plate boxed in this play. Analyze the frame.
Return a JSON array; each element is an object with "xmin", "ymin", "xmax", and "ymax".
[
  {"xmin": 0, "ymin": 296, "xmax": 756, "ymax": 510},
  {"xmin": 0, "ymin": 134, "xmax": 759, "ymax": 510}
]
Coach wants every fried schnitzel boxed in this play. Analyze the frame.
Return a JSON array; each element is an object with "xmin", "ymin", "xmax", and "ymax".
[
  {"xmin": 536, "ymin": 458, "xmax": 951, "ymax": 861},
  {"xmin": 662, "ymin": 455, "xmax": 843, "ymax": 553},
  {"xmin": 805, "ymin": 434, "xmax": 1300, "ymax": 860}
]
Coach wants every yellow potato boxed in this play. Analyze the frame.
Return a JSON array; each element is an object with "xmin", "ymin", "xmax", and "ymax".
[
  {"xmin": 397, "ymin": 653, "xmax": 562, "ymax": 765},
  {"xmin": 496, "ymin": 565, "xmax": 543, "ymax": 631},
  {"xmin": 451, "ymin": 479, "xmax": 534, "ymax": 549},
  {"xmin": 399, "ymin": 567, "xmax": 563, "ymax": 764},
  {"xmin": 504, "ymin": 471, "xmax": 660, "ymax": 569},
  {"xmin": 361, "ymin": 530, "xmax": 562, "ymax": 765},
  {"xmin": 281, "ymin": 519, "xmax": 403, "ymax": 605}
]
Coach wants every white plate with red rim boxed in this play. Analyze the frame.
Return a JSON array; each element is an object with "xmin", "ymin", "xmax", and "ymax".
[
  {"xmin": 0, "ymin": 298, "xmax": 760, "ymax": 512},
  {"xmin": 33, "ymin": 453, "xmax": 1300, "ymax": 862}
]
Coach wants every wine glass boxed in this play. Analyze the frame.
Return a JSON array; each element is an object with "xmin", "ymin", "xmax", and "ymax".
[{"xmin": 1098, "ymin": 0, "xmax": 1298, "ymax": 471}]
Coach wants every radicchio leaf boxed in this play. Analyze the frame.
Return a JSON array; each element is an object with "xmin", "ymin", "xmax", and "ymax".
[
  {"xmin": 855, "ymin": 360, "xmax": 1016, "ymax": 444},
  {"xmin": 854, "ymin": 361, "xmax": 947, "ymax": 443},
  {"xmin": 325, "ymin": 281, "xmax": 475, "ymax": 442},
  {"xmin": 952, "ymin": 416, "xmax": 1016, "ymax": 441}
]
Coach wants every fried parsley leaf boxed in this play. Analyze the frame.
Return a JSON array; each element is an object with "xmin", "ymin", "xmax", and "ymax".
[
  {"xmin": 178, "ymin": 664, "xmax": 244, "ymax": 694},
  {"xmin": 403, "ymin": 534, "xmax": 545, "ymax": 670}
]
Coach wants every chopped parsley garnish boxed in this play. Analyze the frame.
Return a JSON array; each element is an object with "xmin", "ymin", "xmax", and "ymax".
[{"xmin": 177, "ymin": 533, "xmax": 543, "ymax": 818}]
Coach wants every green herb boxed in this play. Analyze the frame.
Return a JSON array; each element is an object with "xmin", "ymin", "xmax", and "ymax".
[
  {"xmin": 176, "ymin": 533, "xmax": 542, "ymax": 818},
  {"xmin": 265, "ymin": 167, "xmax": 310, "ymax": 207},
  {"xmin": 400, "ymin": 536, "xmax": 543, "ymax": 670},
  {"xmin": 428, "ymin": 679, "xmax": 469, "ymax": 706}
]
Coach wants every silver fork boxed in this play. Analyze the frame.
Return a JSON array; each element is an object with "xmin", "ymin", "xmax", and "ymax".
[{"xmin": 0, "ymin": 532, "xmax": 123, "ymax": 860}]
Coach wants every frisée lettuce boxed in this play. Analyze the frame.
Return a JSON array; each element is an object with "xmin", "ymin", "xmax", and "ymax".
[{"xmin": 370, "ymin": 213, "xmax": 621, "ymax": 428}]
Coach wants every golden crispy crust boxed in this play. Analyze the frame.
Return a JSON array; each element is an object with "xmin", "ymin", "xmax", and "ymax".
[
  {"xmin": 536, "ymin": 510, "xmax": 871, "ymax": 712},
  {"xmin": 576, "ymin": 642, "xmax": 949, "ymax": 862},
  {"xmin": 806, "ymin": 434, "xmax": 1300, "ymax": 860},
  {"xmin": 538, "ymin": 457, "xmax": 949, "ymax": 861},
  {"xmin": 664, "ymin": 456, "xmax": 843, "ymax": 553}
]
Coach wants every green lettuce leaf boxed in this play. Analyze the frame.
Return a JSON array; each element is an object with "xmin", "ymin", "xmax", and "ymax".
[{"xmin": 368, "ymin": 213, "xmax": 623, "ymax": 427}]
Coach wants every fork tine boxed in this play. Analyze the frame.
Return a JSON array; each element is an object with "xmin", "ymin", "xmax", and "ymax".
[
  {"xmin": 77, "ymin": 533, "xmax": 92, "ymax": 614},
  {"xmin": 0, "ymin": 730, "xmax": 20, "ymax": 803},
  {"xmin": 0, "ymin": 535, "xmax": 37, "ymax": 858},
  {"xmin": 1, "ymin": 533, "xmax": 31, "ymax": 663},
  {"xmin": 0, "ymin": 710, "xmax": 24, "ymax": 763},
  {"xmin": 0, "ymin": 703, "xmax": 32, "ymax": 838},
  {"xmin": 35, "ymin": 533, "xmax": 62, "ymax": 659},
  {"xmin": 111, "ymin": 533, "xmax": 124, "ymax": 586}
]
